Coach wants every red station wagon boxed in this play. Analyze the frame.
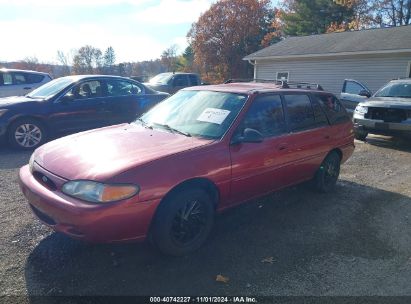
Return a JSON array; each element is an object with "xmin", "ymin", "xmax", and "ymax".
[{"xmin": 19, "ymin": 81, "xmax": 355, "ymax": 255}]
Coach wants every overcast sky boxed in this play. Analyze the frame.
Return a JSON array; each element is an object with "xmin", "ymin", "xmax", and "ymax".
[{"xmin": 0, "ymin": 0, "xmax": 279, "ymax": 64}]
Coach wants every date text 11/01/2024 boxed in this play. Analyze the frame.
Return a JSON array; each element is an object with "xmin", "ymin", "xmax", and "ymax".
[{"xmin": 149, "ymin": 297, "xmax": 257, "ymax": 303}]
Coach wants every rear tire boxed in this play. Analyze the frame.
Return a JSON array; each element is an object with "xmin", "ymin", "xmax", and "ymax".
[
  {"xmin": 152, "ymin": 188, "xmax": 214, "ymax": 256},
  {"xmin": 314, "ymin": 151, "xmax": 341, "ymax": 193},
  {"xmin": 8, "ymin": 118, "xmax": 47, "ymax": 150}
]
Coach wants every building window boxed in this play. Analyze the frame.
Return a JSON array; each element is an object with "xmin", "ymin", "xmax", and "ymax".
[{"xmin": 276, "ymin": 71, "xmax": 289, "ymax": 82}]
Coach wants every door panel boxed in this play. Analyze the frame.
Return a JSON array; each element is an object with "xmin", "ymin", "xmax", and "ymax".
[
  {"xmin": 340, "ymin": 80, "xmax": 370, "ymax": 113},
  {"xmin": 229, "ymin": 94, "xmax": 289, "ymax": 204},
  {"xmin": 230, "ymin": 135, "xmax": 292, "ymax": 204},
  {"xmin": 281, "ymin": 94, "xmax": 331, "ymax": 183},
  {"xmin": 48, "ymin": 80, "xmax": 108, "ymax": 134},
  {"xmin": 103, "ymin": 79, "xmax": 157, "ymax": 124}
]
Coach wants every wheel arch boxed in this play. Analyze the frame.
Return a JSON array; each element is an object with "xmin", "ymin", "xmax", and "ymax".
[
  {"xmin": 147, "ymin": 177, "xmax": 220, "ymax": 244},
  {"xmin": 160, "ymin": 177, "xmax": 220, "ymax": 209},
  {"xmin": 7, "ymin": 115, "xmax": 49, "ymax": 135},
  {"xmin": 329, "ymin": 148, "xmax": 343, "ymax": 161}
]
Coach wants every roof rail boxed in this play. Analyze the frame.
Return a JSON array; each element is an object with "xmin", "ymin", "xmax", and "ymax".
[
  {"xmin": 282, "ymin": 81, "xmax": 324, "ymax": 91},
  {"xmin": 391, "ymin": 77, "xmax": 410, "ymax": 80},
  {"xmin": 223, "ymin": 78, "xmax": 323, "ymax": 90},
  {"xmin": 224, "ymin": 78, "xmax": 254, "ymax": 84}
]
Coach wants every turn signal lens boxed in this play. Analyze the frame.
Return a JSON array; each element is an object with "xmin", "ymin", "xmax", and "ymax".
[{"xmin": 101, "ymin": 185, "xmax": 139, "ymax": 202}]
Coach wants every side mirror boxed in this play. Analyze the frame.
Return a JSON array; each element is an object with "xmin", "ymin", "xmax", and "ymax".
[
  {"xmin": 359, "ymin": 90, "xmax": 371, "ymax": 98},
  {"xmin": 231, "ymin": 128, "xmax": 263, "ymax": 145},
  {"xmin": 59, "ymin": 95, "xmax": 74, "ymax": 103}
]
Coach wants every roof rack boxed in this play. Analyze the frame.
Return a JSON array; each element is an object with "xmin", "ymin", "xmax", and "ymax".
[
  {"xmin": 224, "ymin": 78, "xmax": 254, "ymax": 84},
  {"xmin": 391, "ymin": 77, "xmax": 411, "ymax": 80},
  {"xmin": 281, "ymin": 81, "xmax": 324, "ymax": 91},
  {"xmin": 223, "ymin": 78, "xmax": 324, "ymax": 90}
]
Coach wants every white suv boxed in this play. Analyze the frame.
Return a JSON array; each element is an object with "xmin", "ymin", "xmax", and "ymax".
[{"xmin": 0, "ymin": 68, "xmax": 52, "ymax": 98}]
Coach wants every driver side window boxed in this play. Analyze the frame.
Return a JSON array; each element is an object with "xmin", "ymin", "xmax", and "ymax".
[
  {"xmin": 237, "ymin": 94, "xmax": 286, "ymax": 138},
  {"xmin": 64, "ymin": 80, "xmax": 103, "ymax": 101}
]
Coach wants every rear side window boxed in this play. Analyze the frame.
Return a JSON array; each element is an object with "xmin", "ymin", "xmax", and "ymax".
[
  {"xmin": 283, "ymin": 94, "xmax": 316, "ymax": 132},
  {"xmin": 188, "ymin": 75, "xmax": 199, "ymax": 86},
  {"xmin": 106, "ymin": 79, "xmax": 142, "ymax": 96},
  {"xmin": 238, "ymin": 94, "xmax": 286, "ymax": 137},
  {"xmin": 311, "ymin": 97, "xmax": 329, "ymax": 127},
  {"xmin": 13, "ymin": 73, "xmax": 27, "ymax": 84},
  {"xmin": 173, "ymin": 75, "xmax": 189, "ymax": 87},
  {"xmin": 26, "ymin": 73, "xmax": 45, "ymax": 84},
  {"xmin": 314, "ymin": 94, "xmax": 350, "ymax": 125}
]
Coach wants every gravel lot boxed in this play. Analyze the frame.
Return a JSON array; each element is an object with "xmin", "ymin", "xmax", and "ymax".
[{"xmin": 1, "ymin": 135, "xmax": 411, "ymax": 300}]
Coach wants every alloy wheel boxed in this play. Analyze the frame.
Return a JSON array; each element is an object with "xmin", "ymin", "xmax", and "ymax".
[{"xmin": 14, "ymin": 123, "xmax": 42, "ymax": 148}]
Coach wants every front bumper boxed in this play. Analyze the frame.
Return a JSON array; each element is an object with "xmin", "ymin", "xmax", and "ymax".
[
  {"xmin": 353, "ymin": 117, "xmax": 411, "ymax": 136},
  {"xmin": 19, "ymin": 164, "xmax": 161, "ymax": 243}
]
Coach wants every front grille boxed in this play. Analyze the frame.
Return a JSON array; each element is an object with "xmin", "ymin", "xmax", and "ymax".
[
  {"xmin": 30, "ymin": 205, "xmax": 56, "ymax": 225},
  {"xmin": 365, "ymin": 107, "xmax": 407, "ymax": 123},
  {"xmin": 33, "ymin": 171, "xmax": 57, "ymax": 191}
]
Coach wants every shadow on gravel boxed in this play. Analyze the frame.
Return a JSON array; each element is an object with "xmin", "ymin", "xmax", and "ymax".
[
  {"xmin": 0, "ymin": 146, "xmax": 32, "ymax": 170},
  {"xmin": 24, "ymin": 181, "xmax": 411, "ymax": 298},
  {"xmin": 364, "ymin": 135, "xmax": 411, "ymax": 153}
]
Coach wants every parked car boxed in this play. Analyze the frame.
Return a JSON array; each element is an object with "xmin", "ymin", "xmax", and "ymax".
[
  {"xmin": 144, "ymin": 72, "xmax": 202, "ymax": 94},
  {"xmin": 353, "ymin": 78, "xmax": 411, "ymax": 140},
  {"xmin": 0, "ymin": 75, "xmax": 169, "ymax": 149},
  {"xmin": 0, "ymin": 68, "xmax": 52, "ymax": 98},
  {"xmin": 19, "ymin": 81, "xmax": 354, "ymax": 256},
  {"xmin": 340, "ymin": 79, "xmax": 372, "ymax": 113}
]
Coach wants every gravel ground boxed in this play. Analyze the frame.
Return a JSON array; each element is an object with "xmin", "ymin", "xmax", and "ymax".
[{"xmin": 1, "ymin": 135, "xmax": 411, "ymax": 301}]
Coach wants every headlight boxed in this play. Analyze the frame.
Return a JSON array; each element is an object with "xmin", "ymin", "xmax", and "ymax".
[
  {"xmin": 355, "ymin": 105, "xmax": 368, "ymax": 115},
  {"xmin": 0, "ymin": 109, "xmax": 8, "ymax": 117},
  {"xmin": 29, "ymin": 153, "xmax": 35, "ymax": 173},
  {"xmin": 62, "ymin": 180, "xmax": 139, "ymax": 203}
]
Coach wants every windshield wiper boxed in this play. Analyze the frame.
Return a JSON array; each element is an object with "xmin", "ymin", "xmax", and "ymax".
[
  {"xmin": 136, "ymin": 118, "xmax": 152, "ymax": 129},
  {"xmin": 151, "ymin": 122, "xmax": 191, "ymax": 137}
]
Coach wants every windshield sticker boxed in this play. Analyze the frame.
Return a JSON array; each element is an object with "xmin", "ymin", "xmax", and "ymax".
[{"xmin": 197, "ymin": 108, "xmax": 231, "ymax": 125}]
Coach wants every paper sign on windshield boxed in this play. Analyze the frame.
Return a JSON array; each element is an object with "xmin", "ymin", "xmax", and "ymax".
[{"xmin": 197, "ymin": 108, "xmax": 231, "ymax": 125}]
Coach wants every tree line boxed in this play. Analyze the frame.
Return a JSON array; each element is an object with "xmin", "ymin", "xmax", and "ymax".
[{"xmin": 5, "ymin": 0, "xmax": 410, "ymax": 83}]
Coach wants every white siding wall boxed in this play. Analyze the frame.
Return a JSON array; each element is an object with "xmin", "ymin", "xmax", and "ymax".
[{"xmin": 255, "ymin": 53, "xmax": 411, "ymax": 95}]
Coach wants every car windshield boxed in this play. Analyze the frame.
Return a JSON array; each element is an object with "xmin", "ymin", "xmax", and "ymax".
[
  {"xmin": 27, "ymin": 77, "xmax": 74, "ymax": 99},
  {"xmin": 149, "ymin": 73, "xmax": 172, "ymax": 85},
  {"xmin": 374, "ymin": 82, "xmax": 411, "ymax": 98},
  {"xmin": 139, "ymin": 90, "xmax": 247, "ymax": 139}
]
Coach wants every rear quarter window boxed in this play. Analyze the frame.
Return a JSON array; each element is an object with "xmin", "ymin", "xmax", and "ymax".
[
  {"xmin": 26, "ymin": 73, "xmax": 46, "ymax": 84},
  {"xmin": 188, "ymin": 75, "xmax": 199, "ymax": 86},
  {"xmin": 314, "ymin": 93, "xmax": 350, "ymax": 125}
]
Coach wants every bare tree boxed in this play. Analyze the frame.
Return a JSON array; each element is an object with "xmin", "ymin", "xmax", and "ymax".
[
  {"xmin": 161, "ymin": 44, "xmax": 180, "ymax": 72},
  {"xmin": 57, "ymin": 50, "xmax": 71, "ymax": 75}
]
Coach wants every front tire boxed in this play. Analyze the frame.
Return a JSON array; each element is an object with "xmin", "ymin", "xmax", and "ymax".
[
  {"xmin": 8, "ymin": 118, "xmax": 47, "ymax": 150},
  {"xmin": 354, "ymin": 130, "xmax": 368, "ymax": 141},
  {"xmin": 152, "ymin": 189, "xmax": 215, "ymax": 256},
  {"xmin": 314, "ymin": 151, "xmax": 341, "ymax": 193}
]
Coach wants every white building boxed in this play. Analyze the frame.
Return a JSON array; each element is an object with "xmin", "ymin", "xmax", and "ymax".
[{"xmin": 244, "ymin": 25, "xmax": 411, "ymax": 95}]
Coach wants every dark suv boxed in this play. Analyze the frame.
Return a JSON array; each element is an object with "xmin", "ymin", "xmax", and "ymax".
[{"xmin": 20, "ymin": 80, "xmax": 354, "ymax": 255}]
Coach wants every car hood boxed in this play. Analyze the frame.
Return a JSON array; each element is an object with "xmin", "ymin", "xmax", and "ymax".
[
  {"xmin": 0, "ymin": 96, "xmax": 41, "ymax": 107},
  {"xmin": 34, "ymin": 123, "xmax": 213, "ymax": 181},
  {"xmin": 360, "ymin": 97, "xmax": 411, "ymax": 109}
]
